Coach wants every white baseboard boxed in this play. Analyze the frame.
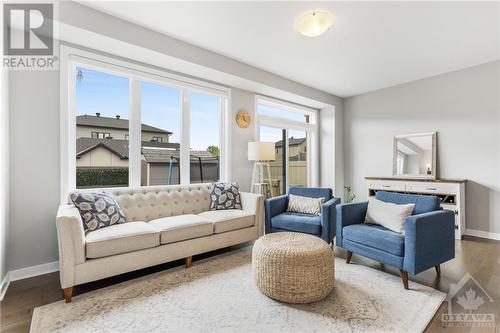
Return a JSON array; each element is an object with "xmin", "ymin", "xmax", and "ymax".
[
  {"xmin": 0, "ymin": 261, "xmax": 59, "ymax": 301},
  {"xmin": 465, "ymin": 229, "xmax": 500, "ymax": 241},
  {"xmin": 0, "ymin": 273, "xmax": 10, "ymax": 301},
  {"xmin": 9, "ymin": 261, "xmax": 59, "ymax": 281}
]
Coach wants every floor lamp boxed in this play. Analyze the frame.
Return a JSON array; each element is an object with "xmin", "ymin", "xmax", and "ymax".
[{"xmin": 248, "ymin": 141, "xmax": 276, "ymax": 198}]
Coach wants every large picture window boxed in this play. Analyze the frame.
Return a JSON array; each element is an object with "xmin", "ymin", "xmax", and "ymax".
[
  {"xmin": 60, "ymin": 46, "xmax": 229, "ymax": 200},
  {"xmin": 256, "ymin": 96, "xmax": 317, "ymax": 197}
]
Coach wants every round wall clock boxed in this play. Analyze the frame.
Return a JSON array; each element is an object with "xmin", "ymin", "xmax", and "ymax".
[{"xmin": 236, "ymin": 109, "xmax": 251, "ymax": 128}]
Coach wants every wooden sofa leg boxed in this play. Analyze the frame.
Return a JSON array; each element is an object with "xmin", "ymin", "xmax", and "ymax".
[
  {"xmin": 399, "ymin": 270, "xmax": 409, "ymax": 290},
  {"xmin": 346, "ymin": 251, "xmax": 353, "ymax": 264},
  {"xmin": 435, "ymin": 265, "xmax": 441, "ymax": 277},
  {"xmin": 63, "ymin": 287, "xmax": 73, "ymax": 303},
  {"xmin": 185, "ymin": 256, "xmax": 192, "ymax": 268}
]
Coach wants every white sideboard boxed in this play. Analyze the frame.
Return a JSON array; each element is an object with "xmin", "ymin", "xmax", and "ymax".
[{"xmin": 365, "ymin": 177, "xmax": 466, "ymax": 240}]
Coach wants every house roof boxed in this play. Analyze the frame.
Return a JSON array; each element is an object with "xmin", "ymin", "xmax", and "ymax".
[
  {"xmin": 275, "ymin": 137, "xmax": 306, "ymax": 148},
  {"xmin": 76, "ymin": 138, "xmax": 180, "ymax": 159},
  {"xmin": 77, "ymin": 138, "xmax": 217, "ymax": 164},
  {"xmin": 76, "ymin": 115, "xmax": 172, "ymax": 134}
]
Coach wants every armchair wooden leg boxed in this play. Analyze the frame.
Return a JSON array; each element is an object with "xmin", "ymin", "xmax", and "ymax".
[
  {"xmin": 346, "ymin": 251, "xmax": 353, "ymax": 264},
  {"xmin": 185, "ymin": 256, "xmax": 192, "ymax": 268},
  {"xmin": 435, "ymin": 265, "xmax": 441, "ymax": 277},
  {"xmin": 63, "ymin": 287, "xmax": 73, "ymax": 303},
  {"xmin": 399, "ymin": 270, "xmax": 409, "ymax": 290}
]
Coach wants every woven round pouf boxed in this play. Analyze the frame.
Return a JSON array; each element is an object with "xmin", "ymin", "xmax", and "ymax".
[{"xmin": 252, "ymin": 232, "xmax": 334, "ymax": 304}]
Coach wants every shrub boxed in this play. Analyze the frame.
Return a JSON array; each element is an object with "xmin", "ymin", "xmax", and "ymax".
[{"xmin": 77, "ymin": 168, "xmax": 128, "ymax": 188}]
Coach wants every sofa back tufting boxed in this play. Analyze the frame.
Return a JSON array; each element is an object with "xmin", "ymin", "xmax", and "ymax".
[{"xmin": 71, "ymin": 184, "xmax": 212, "ymax": 222}]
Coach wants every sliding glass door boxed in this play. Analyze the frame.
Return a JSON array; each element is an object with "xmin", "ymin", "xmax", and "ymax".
[{"xmin": 256, "ymin": 97, "xmax": 317, "ymax": 198}]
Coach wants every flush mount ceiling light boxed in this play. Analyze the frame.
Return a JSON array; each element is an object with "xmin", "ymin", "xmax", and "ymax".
[{"xmin": 294, "ymin": 10, "xmax": 334, "ymax": 37}]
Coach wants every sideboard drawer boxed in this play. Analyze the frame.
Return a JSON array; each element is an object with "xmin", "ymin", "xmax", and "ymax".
[
  {"xmin": 368, "ymin": 182, "xmax": 406, "ymax": 192},
  {"xmin": 406, "ymin": 183, "xmax": 458, "ymax": 194}
]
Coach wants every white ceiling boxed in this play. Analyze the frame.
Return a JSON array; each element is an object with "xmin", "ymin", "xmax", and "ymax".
[{"xmin": 83, "ymin": 1, "xmax": 499, "ymax": 97}]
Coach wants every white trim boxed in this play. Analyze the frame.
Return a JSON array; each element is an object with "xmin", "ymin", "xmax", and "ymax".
[
  {"xmin": 255, "ymin": 95, "xmax": 319, "ymax": 191},
  {"xmin": 0, "ymin": 261, "xmax": 60, "ymax": 301},
  {"xmin": 180, "ymin": 88, "xmax": 191, "ymax": 184},
  {"xmin": 256, "ymin": 94, "xmax": 317, "ymax": 115},
  {"xmin": 465, "ymin": 229, "xmax": 500, "ymax": 241},
  {"xmin": 129, "ymin": 79, "xmax": 141, "ymax": 187},
  {"xmin": 60, "ymin": 44, "xmax": 231, "ymax": 200},
  {"xmin": 8, "ymin": 261, "xmax": 60, "ymax": 282},
  {"xmin": 0, "ymin": 273, "xmax": 10, "ymax": 301}
]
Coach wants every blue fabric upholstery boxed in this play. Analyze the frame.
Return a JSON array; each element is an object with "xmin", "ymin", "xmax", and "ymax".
[
  {"xmin": 343, "ymin": 239, "xmax": 404, "ymax": 269},
  {"xmin": 375, "ymin": 191, "xmax": 441, "ymax": 215},
  {"xmin": 264, "ymin": 195, "xmax": 288, "ymax": 234},
  {"xmin": 289, "ymin": 187, "xmax": 332, "ymax": 201},
  {"xmin": 343, "ymin": 223, "xmax": 405, "ymax": 256},
  {"xmin": 336, "ymin": 192, "xmax": 455, "ymax": 277},
  {"xmin": 271, "ymin": 212, "xmax": 322, "ymax": 235},
  {"xmin": 264, "ymin": 187, "xmax": 340, "ymax": 243},
  {"xmin": 335, "ymin": 201, "xmax": 368, "ymax": 247},
  {"xmin": 403, "ymin": 210, "xmax": 455, "ymax": 274}
]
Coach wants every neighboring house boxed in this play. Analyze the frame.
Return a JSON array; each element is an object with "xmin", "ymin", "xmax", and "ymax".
[
  {"xmin": 274, "ymin": 137, "xmax": 307, "ymax": 161},
  {"xmin": 76, "ymin": 114, "xmax": 218, "ymax": 186},
  {"xmin": 77, "ymin": 113, "xmax": 172, "ymax": 142}
]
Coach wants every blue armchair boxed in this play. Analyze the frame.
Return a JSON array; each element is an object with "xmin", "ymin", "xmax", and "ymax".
[
  {"xmin": 265, "ymin": 187, "xmax": 341, "ymax": 243},
  {"xmin": 336, "ymin": 191, "xmax": 455, "ymax": 289}
]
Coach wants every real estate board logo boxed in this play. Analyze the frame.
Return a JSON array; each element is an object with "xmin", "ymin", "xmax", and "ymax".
[
  {"xmin": 442, "ymin": 272, "xmax": 495, "ymax": 328},
  {"xmin": 3, "ymin": 3, "xmax": 57, "ymax": 69}
]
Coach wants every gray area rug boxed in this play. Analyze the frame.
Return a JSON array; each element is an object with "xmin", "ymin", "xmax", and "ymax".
[{"xmin": 31, "ymin": 248, "xmax": 445, "ymax": 332}]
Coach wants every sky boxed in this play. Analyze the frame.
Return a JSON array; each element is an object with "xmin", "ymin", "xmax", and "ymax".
[
  {"xmin": 76, "ymin": 67, "xmax": 220, "ymax": 150},
  {"xmin": 75, "ymin": 67, "xmax": 307, "ymax": 150}
]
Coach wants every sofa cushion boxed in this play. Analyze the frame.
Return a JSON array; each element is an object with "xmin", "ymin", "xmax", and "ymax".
[
  {"xmin": 375, "ymin": 191, "xmax": 440, "ymax": 215},
  {"xmin": 343, "ymin": 223, "xmax": 405, "ymax": 256},
  {"xmin": 271, "ymin": 212, "xmax": 322, "ymax": 235},
  {"xmin": 85, "ymin": 222, "xmax": 159, "ymax": 259},
  {"xmin": 149, "ymin": 214, "xmax": 214, "ymax": 244},
  {"xmin": 198, "ymin": 210, "xmax": 254, "ymax": 233}
]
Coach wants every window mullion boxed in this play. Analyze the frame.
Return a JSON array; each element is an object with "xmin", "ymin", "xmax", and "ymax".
[
  {"xmin": 129, "ymin": 78, "xmax": 141, "ymax": 187},
  {"xmin": 180, "ymin": 88, "xmax": 190, "ymax": 185}
]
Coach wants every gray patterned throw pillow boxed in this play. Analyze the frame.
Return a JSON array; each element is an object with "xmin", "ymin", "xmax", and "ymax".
[
  {"xmin": 70, "ymin": 191, "xmax": 126, "ymax": 232},
  {"xmin": 287, "ymin": 194, "xmax": 325, "ymax": 215},
  {"xmin": 209, "ymin": 182, "xmax": 242, "ymax": 211}
]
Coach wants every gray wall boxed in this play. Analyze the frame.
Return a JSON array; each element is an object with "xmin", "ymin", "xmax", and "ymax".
[
  {"xmin": 1, "ymin": 68, "xmax": 9, "ymax": 286},
  {"xmin": 344, "ymin": 61, "xmax": 500, "ymax": 235},
  {"xmin": 9, "ymin": 70, "xmax": 61, "ymax": 270}
]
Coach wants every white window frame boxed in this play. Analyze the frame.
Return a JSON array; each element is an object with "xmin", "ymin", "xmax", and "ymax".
[
  {"xmin": 60, "ymin": 45, "xmax": 231, "ymax": 203},
  {"xmin": 254, "ymin": 95, "xmax": 319, "ymax": 192}
]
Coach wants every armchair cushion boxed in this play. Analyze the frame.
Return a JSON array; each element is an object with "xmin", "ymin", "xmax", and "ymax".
[
  {"xmin": 343, "ymin": 223, "xmax": 405, "ymax": 256},
  {"xmin": 271, "ymin": 212, "xmax": 321, "ymax": 235}
]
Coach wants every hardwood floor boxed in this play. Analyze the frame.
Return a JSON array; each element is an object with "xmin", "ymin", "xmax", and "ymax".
[{"xmin": 1, "ymin": 236, "xmax": 499, "ymax": 333}]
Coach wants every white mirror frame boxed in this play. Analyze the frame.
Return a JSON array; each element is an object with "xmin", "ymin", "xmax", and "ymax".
[{"xmin": 392, "ymin": 132, "xmax": 437, "ymax": 179}]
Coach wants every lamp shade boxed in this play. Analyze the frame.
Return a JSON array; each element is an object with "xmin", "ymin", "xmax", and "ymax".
[{"xmin": 248, "ymin": 142, "xmax": 276, "ymax": 161}]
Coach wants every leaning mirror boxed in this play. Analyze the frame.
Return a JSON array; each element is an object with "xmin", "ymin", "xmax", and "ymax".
[{"xmin": 393, "ymin": 132, "xmax": 437, "ymax": 179}]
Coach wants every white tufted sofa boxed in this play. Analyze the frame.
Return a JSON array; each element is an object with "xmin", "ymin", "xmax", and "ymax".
[{"xmin": 56, "ymin": 184, "xmax": 264, "ymax": 302}]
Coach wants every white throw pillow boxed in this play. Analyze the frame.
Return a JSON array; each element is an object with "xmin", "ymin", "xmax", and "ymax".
[
  {"xmin": 365, "ymin": 198, "xmax": 415, "ymax": 233},
  {"xmin": 287, "ymin": 194, "xmax": 325, "ymax": 215}
]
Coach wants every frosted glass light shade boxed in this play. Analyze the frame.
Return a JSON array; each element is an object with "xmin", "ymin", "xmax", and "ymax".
[
  {"xmin": 294, "ymin": 10, "xmax": 334, "ymax": 37},
  {"xmin": 248, "ymin": 142, "xmax": 276, "ymax": 161}
]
